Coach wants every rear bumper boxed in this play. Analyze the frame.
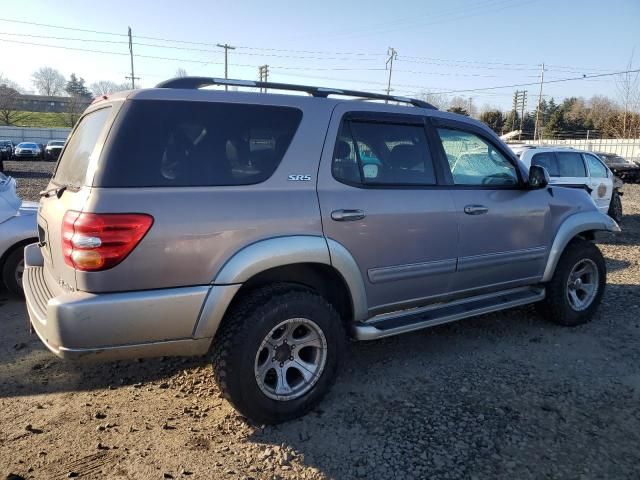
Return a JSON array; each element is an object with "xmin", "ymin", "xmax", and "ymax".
[{"xmin": 22, "ymin": 243, "xmax": 234, "ymax": 361}]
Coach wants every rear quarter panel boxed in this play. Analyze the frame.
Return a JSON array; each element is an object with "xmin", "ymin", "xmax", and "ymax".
[{"xmin": 77, "ymin": 96, "xmax": 334, "ymax": 293}]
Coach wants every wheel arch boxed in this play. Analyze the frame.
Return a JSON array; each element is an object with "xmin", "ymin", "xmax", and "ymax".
[
  {"xmin": 193, "ymin": 236, "xmax": 368, "ymax": 339},
  {"xmin": 542, "ymin": 211, "xmax": 619, "ymax": 282}
]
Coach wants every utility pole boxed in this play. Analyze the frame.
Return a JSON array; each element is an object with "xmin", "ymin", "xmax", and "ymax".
[
  {"xmin": 217, "ymin": 43, "xmax": 236, "ymax": 91},
  {"xmin": 125, "ymin": 26, "xmax": 140, "ymax": 89},
  {"xmin": 518, "ymin": 90, "xmax": 527, "ymax": 140},
  {"xmin": 533, "ymin": 63, "xmax": 545, "ymax": 141},
  {"xmin": 258, "ymin": 65, "xmax": 269, "ymax": 93},
  {"xmin": 385, "ymin": 47, "xmax": 397, "ymax": 102},
  {"xmin": 511, "ymin": 90, "xmax": 527, "ymax": 140},
  {"xmin": 468, "ymin": 97, "xmax": 473, "ymax": 117}
]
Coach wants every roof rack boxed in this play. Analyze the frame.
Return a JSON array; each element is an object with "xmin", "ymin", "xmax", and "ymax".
[{"xmin": 155, "ymin": 77, "xmax": 437, "ymax": 110}]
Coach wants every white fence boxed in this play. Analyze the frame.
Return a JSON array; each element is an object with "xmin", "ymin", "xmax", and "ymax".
[
  {"xmin": 0, "ymin": 126, "xmax": 71, "ymax": 145},
  {"xmin": 519, "ymin": 138, "xmax": 640, "ymax": 161}
]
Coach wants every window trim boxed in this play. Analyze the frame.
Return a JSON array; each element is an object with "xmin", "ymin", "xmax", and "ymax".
[
  {"xmin": 429, "ymin": 118, "xmax": 524, "ymax": 189},
  {"xmin": 331, "ymin": 113, "xmax": 443, "ymax": 189},
  {"xmin": 531, "ymin": 151, "xmax": 560, "ymax": 177}
]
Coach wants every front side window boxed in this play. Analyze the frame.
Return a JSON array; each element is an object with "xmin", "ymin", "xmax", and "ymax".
[
  {"xmin": 531, "ymin": 152, "xmax": 559, "ymax": 176},
  {"xmin": 555, "ymin": 152, "xmax": 587, "ymax": 177},
  {"xmin": 333, "ymin": 118, "xmax": 436, "ymax": 186},
  {"xmin": 584, "ymin": 154, "xmax": 608, "ymax": 178},
  {"xmin": 436, "ymin": 128, "xmax": 518, "ymax": 186}
]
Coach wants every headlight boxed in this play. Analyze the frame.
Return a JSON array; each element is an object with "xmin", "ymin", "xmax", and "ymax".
[{"xmin": 15, "ymin": 149, "xmax": 20, "ymax": 153}]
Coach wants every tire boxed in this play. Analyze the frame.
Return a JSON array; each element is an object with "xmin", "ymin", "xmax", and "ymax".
[
  {"xmin": 2, "ymin": 247, "xmax": 26, "ymax": 296},
  {"xmin": 536, "ymin": 238, "xmax": 606, "ymax": 327},
  {"xmin": 211, "ymin": 283, "xmax": 346, "ymax": 424},
  {"xmin": 608, "ymin": 190, "xmax": 623, "ymax": 223}
]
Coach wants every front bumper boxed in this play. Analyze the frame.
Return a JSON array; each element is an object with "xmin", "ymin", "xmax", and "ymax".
[{"xmin": 22, "ymin": 243, "xmax": 234, "ymax": 361}]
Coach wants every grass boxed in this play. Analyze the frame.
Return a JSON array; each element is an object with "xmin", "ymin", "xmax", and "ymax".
[{"xmin": 4, "ymin": 111, "xmax": 69, "ymax": 128}]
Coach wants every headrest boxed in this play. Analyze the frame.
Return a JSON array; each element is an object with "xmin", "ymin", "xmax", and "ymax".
[
  {"xmin": 335, "ymin": 140, "xmax": 351, "ymax": 159},
  {"xmin": 390, "ymin": 144, "xmax": 422, "ymax": 169}
]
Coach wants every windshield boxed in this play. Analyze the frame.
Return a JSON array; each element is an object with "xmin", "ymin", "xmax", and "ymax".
[
  {"xmin": 18, "ymin": 143, "xmax": 37, "ymax": 148},
  {"xmin": 48, "ymin": 141, "xmax": 65, "ymax": 146}
]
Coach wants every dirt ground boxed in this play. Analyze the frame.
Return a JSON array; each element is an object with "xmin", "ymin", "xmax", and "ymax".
[{"xmin": 1, "ymin": 162, "xmax": 640, "ymax": 479}]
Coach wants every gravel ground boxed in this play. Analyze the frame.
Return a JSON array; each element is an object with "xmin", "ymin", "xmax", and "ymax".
[{"xmin": 1, "ymin": 161, "xmax": 639, "ymax": 479}]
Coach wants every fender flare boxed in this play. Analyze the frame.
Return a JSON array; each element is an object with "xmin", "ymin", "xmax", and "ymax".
[
  {"xmin": 542, "ymin": 210, "xmax": 620, "ymax": 282},
  {"xmin": 193, "ymin": 236, "xmax": 368, "ymax": 338}
]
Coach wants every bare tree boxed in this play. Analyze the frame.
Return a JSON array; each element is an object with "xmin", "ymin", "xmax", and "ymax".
[
  {"xmin": 417, "ymin": 91, "xmax": 449, "ymax": 110},
  {"xmin": 90, "ymin": 80, "xmax": 129, "ymax": 96},
  {"xmin": 616, "ymin": 52, "xmax": 640, "ymax": 138},
  {"xmin": 175, "ymin": 68, "xmax": 188, "ymax": 78},
  {"xmin": 31, "ymin": 67, "xmax": 66, "ymax": 96},
  {"xmin": 0, "ymin": 84, "xmax": 31, "ymax": 125},
  {"xmin": 62, "ymin": 95, "xmax": 86, "ymax": 127}
]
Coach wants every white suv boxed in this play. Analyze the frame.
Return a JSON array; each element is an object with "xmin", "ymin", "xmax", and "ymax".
[{"xmin": 511, "ymin": 145, "xmax": 622, "ymax": 222}]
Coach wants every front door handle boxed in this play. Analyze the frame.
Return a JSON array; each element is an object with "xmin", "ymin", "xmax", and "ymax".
[
  {"xmin": 331, "ymin": 209, "xmax": 366, "ymax": 221},
  {"xmin": 464, "ymin": 205, "xmax": 489, "ymax": 215}
]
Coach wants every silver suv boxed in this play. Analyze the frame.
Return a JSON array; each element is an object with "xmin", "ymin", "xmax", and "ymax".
[{"xmin": 24, "ymin": 78, "xmax": 620, "ymax": 424}]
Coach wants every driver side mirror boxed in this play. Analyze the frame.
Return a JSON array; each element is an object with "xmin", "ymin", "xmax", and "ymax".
[{"xmin": 528, "ymin": 164, "xmax": 549, "ymax": 189}]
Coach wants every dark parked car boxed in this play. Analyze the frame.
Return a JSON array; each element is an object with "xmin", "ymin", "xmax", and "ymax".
[
  {"xmin": 44, "ymin": 140, "xmax": 65, "ymax": 161},
  {"xmin": 596, "ymin": 152, "xmax": 640, "ymax": 182},
  {"xmin": 0, "ymin": 140, "xmax": 14, "ymax": 160},
  {"xmin": 13, "ymin": 142, "xmax": 42, "ymax": 160}
]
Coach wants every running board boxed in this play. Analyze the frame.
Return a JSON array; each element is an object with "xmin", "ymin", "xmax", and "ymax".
[{"xmin": 353, "ymin": 286, "xmax": 545, "ymax": 341}]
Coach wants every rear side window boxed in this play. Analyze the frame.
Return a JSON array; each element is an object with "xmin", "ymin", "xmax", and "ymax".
[
  {"xmin": 53, "ymin": 107, "xmax": 112, "ymax": 188},
  {"xmin": 584, "ymin": 154, "xmax": 608, "ymax": 178},
  {"xmin": 531, "ymin": 152, "xmax": 559, "ymax": 176},
  {"xmin": 332, "ymin": 119, "xmax": 436, "ymax": 186},
  {"xmin": 98, "ymin": 101, "xmax": 302, "ymax": 187},
  {"xmin": 556, "ymin": 152, "xmax": 587, "ymax": 177}
]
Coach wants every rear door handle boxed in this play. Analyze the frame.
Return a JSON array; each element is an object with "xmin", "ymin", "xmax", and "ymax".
[
  {"xmin": 464, "ymin": 205, "xmax": 489, "ymax": 215},
  {"xmin": 331, "ymin": 209, "xmax": 366, "ymax": 221}
]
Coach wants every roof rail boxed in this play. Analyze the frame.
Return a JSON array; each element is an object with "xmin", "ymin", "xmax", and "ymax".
[{"xmin": 155, "ymin": 77, "xmax": 437, "ymax": 109}]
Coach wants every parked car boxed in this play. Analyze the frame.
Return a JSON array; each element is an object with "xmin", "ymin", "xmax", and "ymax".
[
  {"xmin": 24, "ymin": 78, "xmax": 620, "ymax": 424},
  {"xmin": 0, "ymin": 172, "xmax": 38, "ymax": 294},
  {"xmin": 515, "ymin": 146, "xmax": 623, "ymax": 223},
  {"xmin": 45, "ymin": 140, "xmax": 65, "ymax": 161},
  {"xmin": 0, "ymin": 140, "xmax": 14, "ymax": 161},
  {"xmin": 595, "ymin": 152, "xmax": 640, "ymax": 183},
  {"xmin": 13, "ymin": 142, "xmax": 42, "ymax": 160}
]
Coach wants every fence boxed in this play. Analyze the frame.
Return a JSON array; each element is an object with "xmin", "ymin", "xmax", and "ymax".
[
  {"xmin": 516, "ymin": 138, "xmax": 640, "ymax": 161},
  {"xmin": 0, "ymin": 126, "xmax": 71, "ymax": 145}
]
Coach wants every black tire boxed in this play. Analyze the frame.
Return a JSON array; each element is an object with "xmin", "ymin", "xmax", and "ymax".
[
  {"xmin": 2, "ymin": 247, "xmax": 25, "ymax": 296},
  {"xmin": 608, "ymin": 190, "xmax": 623, "ymax": 223},
  {"xmin": 536, "ymin": 238, "xmax": 606, "ymax": 327},
  {"xmin": 211, "ymin": 283, "xmax": 346, "ymax": 424}
]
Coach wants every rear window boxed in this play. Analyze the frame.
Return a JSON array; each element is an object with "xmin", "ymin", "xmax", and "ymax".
[
  {"xmin": 556, "ymin": 152, "xmax": 587, "ymax": 177},
  {"xmin": 97, "ymin": 100, "xmax": 303, "ymax": 187},
  {"xmin": 53, "ymin": 107, "xmax": 112, "ymax": 188}
]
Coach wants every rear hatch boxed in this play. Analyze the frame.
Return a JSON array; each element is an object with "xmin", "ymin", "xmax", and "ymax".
[{"xmin": 38, "ymin": 105, "xmax": 117, "ymax": 292}]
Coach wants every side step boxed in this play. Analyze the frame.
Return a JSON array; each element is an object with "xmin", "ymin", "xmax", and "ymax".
[{"xmin": 353, "ymin": 286, "xmax": 545, "ymax": 341}]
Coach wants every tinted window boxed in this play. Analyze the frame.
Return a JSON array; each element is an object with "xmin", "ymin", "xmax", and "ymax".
[
  {"xmin": 531, "ymin": 152, "xmax": 559, "ymax": 176},
  {"xmin": 333, "ymin": 119, "xmax": 436, "ymax": 186},
  {"xmin": 53, "ymin": 107, "xmax": 112, "ymax": 188},
  {"xmin": 99, "ymin": 101, "xmax": 302, "ymax": 187},
  {"xmin": 584, "ymin": 154, "xmax": 608, "ymax": 178},
  {"xmin": 556, "ymin": 152, "xmax": 587, "ymax": 177},
  {"xmin": 436, "ymin": 128, "xmax": 518, "ymax": 186}
]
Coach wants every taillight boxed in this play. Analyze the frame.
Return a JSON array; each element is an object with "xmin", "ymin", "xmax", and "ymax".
[{"xmin": 62, "ymin": 211, "xmax": 153, "ymax": 271}]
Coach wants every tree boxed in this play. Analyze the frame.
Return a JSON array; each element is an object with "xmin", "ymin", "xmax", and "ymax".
[
  {"xmin": 479, "ymin": 110, "xmax": 504, "ymax": 134},
  {"xmin": 616, "ymin": 52, "xmax": 640, "ymax": 138},
  {"xmin": 63, "ymin": 94, "xmax": 86, "ymax": 127},
  {"xmin": 90, "ymin": 80, "xmax": 129, "ymax": 96},
  {"xmin": 0, "ymin": 84, "xmax": 31, "ymax": 126},
  {"xmin": 175, "ymin": 68, "xmax": 188, "ymax": 78},
  {"xmin": 65, "ymin": 73, "xmax": 92, "ymax": 99},
  {"xmin": 31, "ymin": 67, "xmax": 66, "ymax": 96},
  {"xmin": 417, "ymin": 91, "xmax": 449, "ymax": 110},
  {"xmin": 447, "ymin": 106, "xmax": 469, "ymax": 116}
]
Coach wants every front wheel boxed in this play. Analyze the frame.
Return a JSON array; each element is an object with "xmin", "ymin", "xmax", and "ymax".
[
  {"xmin": 537, "ymin": 238, "xmax": 606, "ymax": 326},
  {"xmin": 211, "ymin": 284, "xmax": 346, "ymax": 424},
  {"xmin": 608, "ymin": 190, "xmax": 623, "ymax": 223}
]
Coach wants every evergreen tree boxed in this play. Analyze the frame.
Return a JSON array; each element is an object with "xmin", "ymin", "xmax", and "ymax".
[{"xmin": 65, "ymin": 73, "xmax": 92, "ymax": 99}]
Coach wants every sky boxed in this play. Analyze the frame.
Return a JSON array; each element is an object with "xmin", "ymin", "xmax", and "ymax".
[{"xmin": 0, "ymin": 0, "xmax": 638, "ymax": 112}]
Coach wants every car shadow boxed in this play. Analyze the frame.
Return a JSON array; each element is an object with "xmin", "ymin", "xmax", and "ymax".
[{"xmin": 597, "ymin": 214, "xmax": 640, "ymax": 246}]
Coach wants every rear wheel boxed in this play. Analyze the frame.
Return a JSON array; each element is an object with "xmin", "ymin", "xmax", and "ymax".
[
  {"xmin": 537, "ymin": 238, "xmax": 606, "ymax": 326},
  {"xmin": 2, "ymin": 247, "xmax": 26, "ymax": 296},
  {"xmin": 608, "ymin": 190, "xmax": 623, "ymax": 223},
  {"xmin": 211, "ymin": 284, "xmax": 346, "ymax": 424}
]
